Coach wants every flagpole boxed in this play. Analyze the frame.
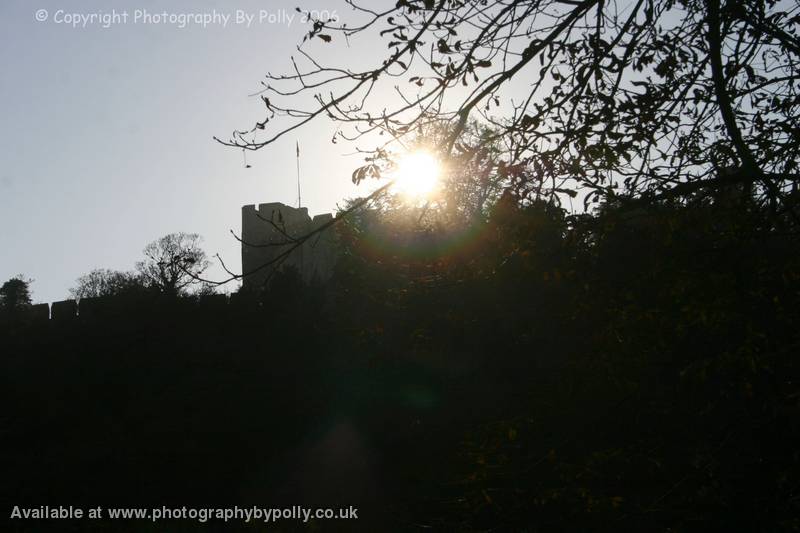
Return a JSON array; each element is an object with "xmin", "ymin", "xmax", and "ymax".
[{"xmin": 296, "ymin": 141, "xmax": 301, "ymax": 208}]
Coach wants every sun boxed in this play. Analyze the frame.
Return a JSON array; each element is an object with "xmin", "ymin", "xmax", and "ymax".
[{"xmin": 392, "ymin": 150, "xmax": 441, "ymax": 199}]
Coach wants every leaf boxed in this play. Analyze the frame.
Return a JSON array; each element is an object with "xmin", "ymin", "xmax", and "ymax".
[
  {"xmin": 352, "ymin": 166, "xmax": 365, "ymax": 184},
  {"xmin": 520, "ymin": 114, "xmax": 539, "ymax": 130},
  {"xmin": 318, "ymin": 34, "xmax": 332, "ymax": 42}
]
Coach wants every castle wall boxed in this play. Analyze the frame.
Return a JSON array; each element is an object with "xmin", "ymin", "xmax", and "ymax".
[
  {"xmin": 29, "ymin": 303, "xmax": 50, "ymax": 321},
  {"xmin": 51, "ymin": 299, "xmax": 77, "ymax": 321},
  {"xmin": 0, "ymin": 202, "xmax": 338, "ymax": 327},
  {"xmin": 0, "ymin": 294, "xmax": 274, "ymax": 325},
  {"xmin": 241, "ymin": 202, "xmax": 337, "ymax": 290}
]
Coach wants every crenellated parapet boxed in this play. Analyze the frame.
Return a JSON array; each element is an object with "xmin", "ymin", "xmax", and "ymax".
[
  {"xmin": 51, "ymin": 299, "xmax": 78, "ymax": 321},
  {"xmin": 241, "ymin": 202, "xmax": 337, "ymax": 290},
  {"xmin": 0, "ymin": 294, "xmax": 279, "ymax": 325}
]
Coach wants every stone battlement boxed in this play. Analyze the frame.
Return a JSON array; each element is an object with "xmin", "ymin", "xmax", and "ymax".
[
  {"xmin": 241, "ymin": 202, "xmax": 336, "ymax": 289},
  {"xmin": 0, "ymin": 293, "xmax": 262, "ymax": 324}
]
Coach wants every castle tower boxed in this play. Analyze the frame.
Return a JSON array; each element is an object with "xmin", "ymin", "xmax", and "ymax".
[{"xmin": 241, "ymin": 202, "xmax": 336, "ymax": 290}]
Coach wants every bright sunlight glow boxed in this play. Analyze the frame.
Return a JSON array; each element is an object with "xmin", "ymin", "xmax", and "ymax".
[{"xmin": 392, "ymin": 151, "xmax": 441, "ymax": 199}]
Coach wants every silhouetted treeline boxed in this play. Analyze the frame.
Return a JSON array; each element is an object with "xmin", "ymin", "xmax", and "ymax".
[{"xmin": 3, "ymin": 194, "xmax": 799, "ymax": 531}]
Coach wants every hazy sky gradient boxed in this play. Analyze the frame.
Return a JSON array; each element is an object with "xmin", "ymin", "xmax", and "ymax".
[{"xmin": 0, "ymin": 0, "xmax": 367, "ymax": 303}]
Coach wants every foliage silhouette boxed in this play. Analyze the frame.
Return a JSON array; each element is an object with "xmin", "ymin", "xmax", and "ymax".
[
  {"xmin": 69, "ymin": 269, "xmax": 148, "ymax": 300},
  {"xmin": 218, "ymin": 0, "xmax": 800, "ymax": 217},
  {"xmin": 0, "ymin": 275, "xmax": 32, "ymax": 311},
  {"xmin": 136, "ymin": 232, "xmax": 210, "ymax": 297}
]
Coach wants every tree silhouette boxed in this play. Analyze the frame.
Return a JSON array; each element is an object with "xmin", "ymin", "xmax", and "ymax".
[
  {"xmin": 136, "ymin": 233, "xmax": 210, "ymax": 297},
  {"xmin": 218, "ymin": 0, "xmax": 799, "ymax": 216},
  {"xmin": 0, "ymin": 275, "xmax": 32, "ymax": 311},
  {"xmin": 69, "ymin": 269, "xmax": 147, "ymax": 299}
]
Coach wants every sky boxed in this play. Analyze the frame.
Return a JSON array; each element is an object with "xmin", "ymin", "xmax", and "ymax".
[{"xmin": 0, "ymin": 0, "xmax": 370, "ymax": 303}]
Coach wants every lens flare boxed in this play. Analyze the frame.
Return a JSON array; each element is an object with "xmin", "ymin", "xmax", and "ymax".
[{"xmin": 392, "ymin": 151, "xmax": 441, "ymax": 199}]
